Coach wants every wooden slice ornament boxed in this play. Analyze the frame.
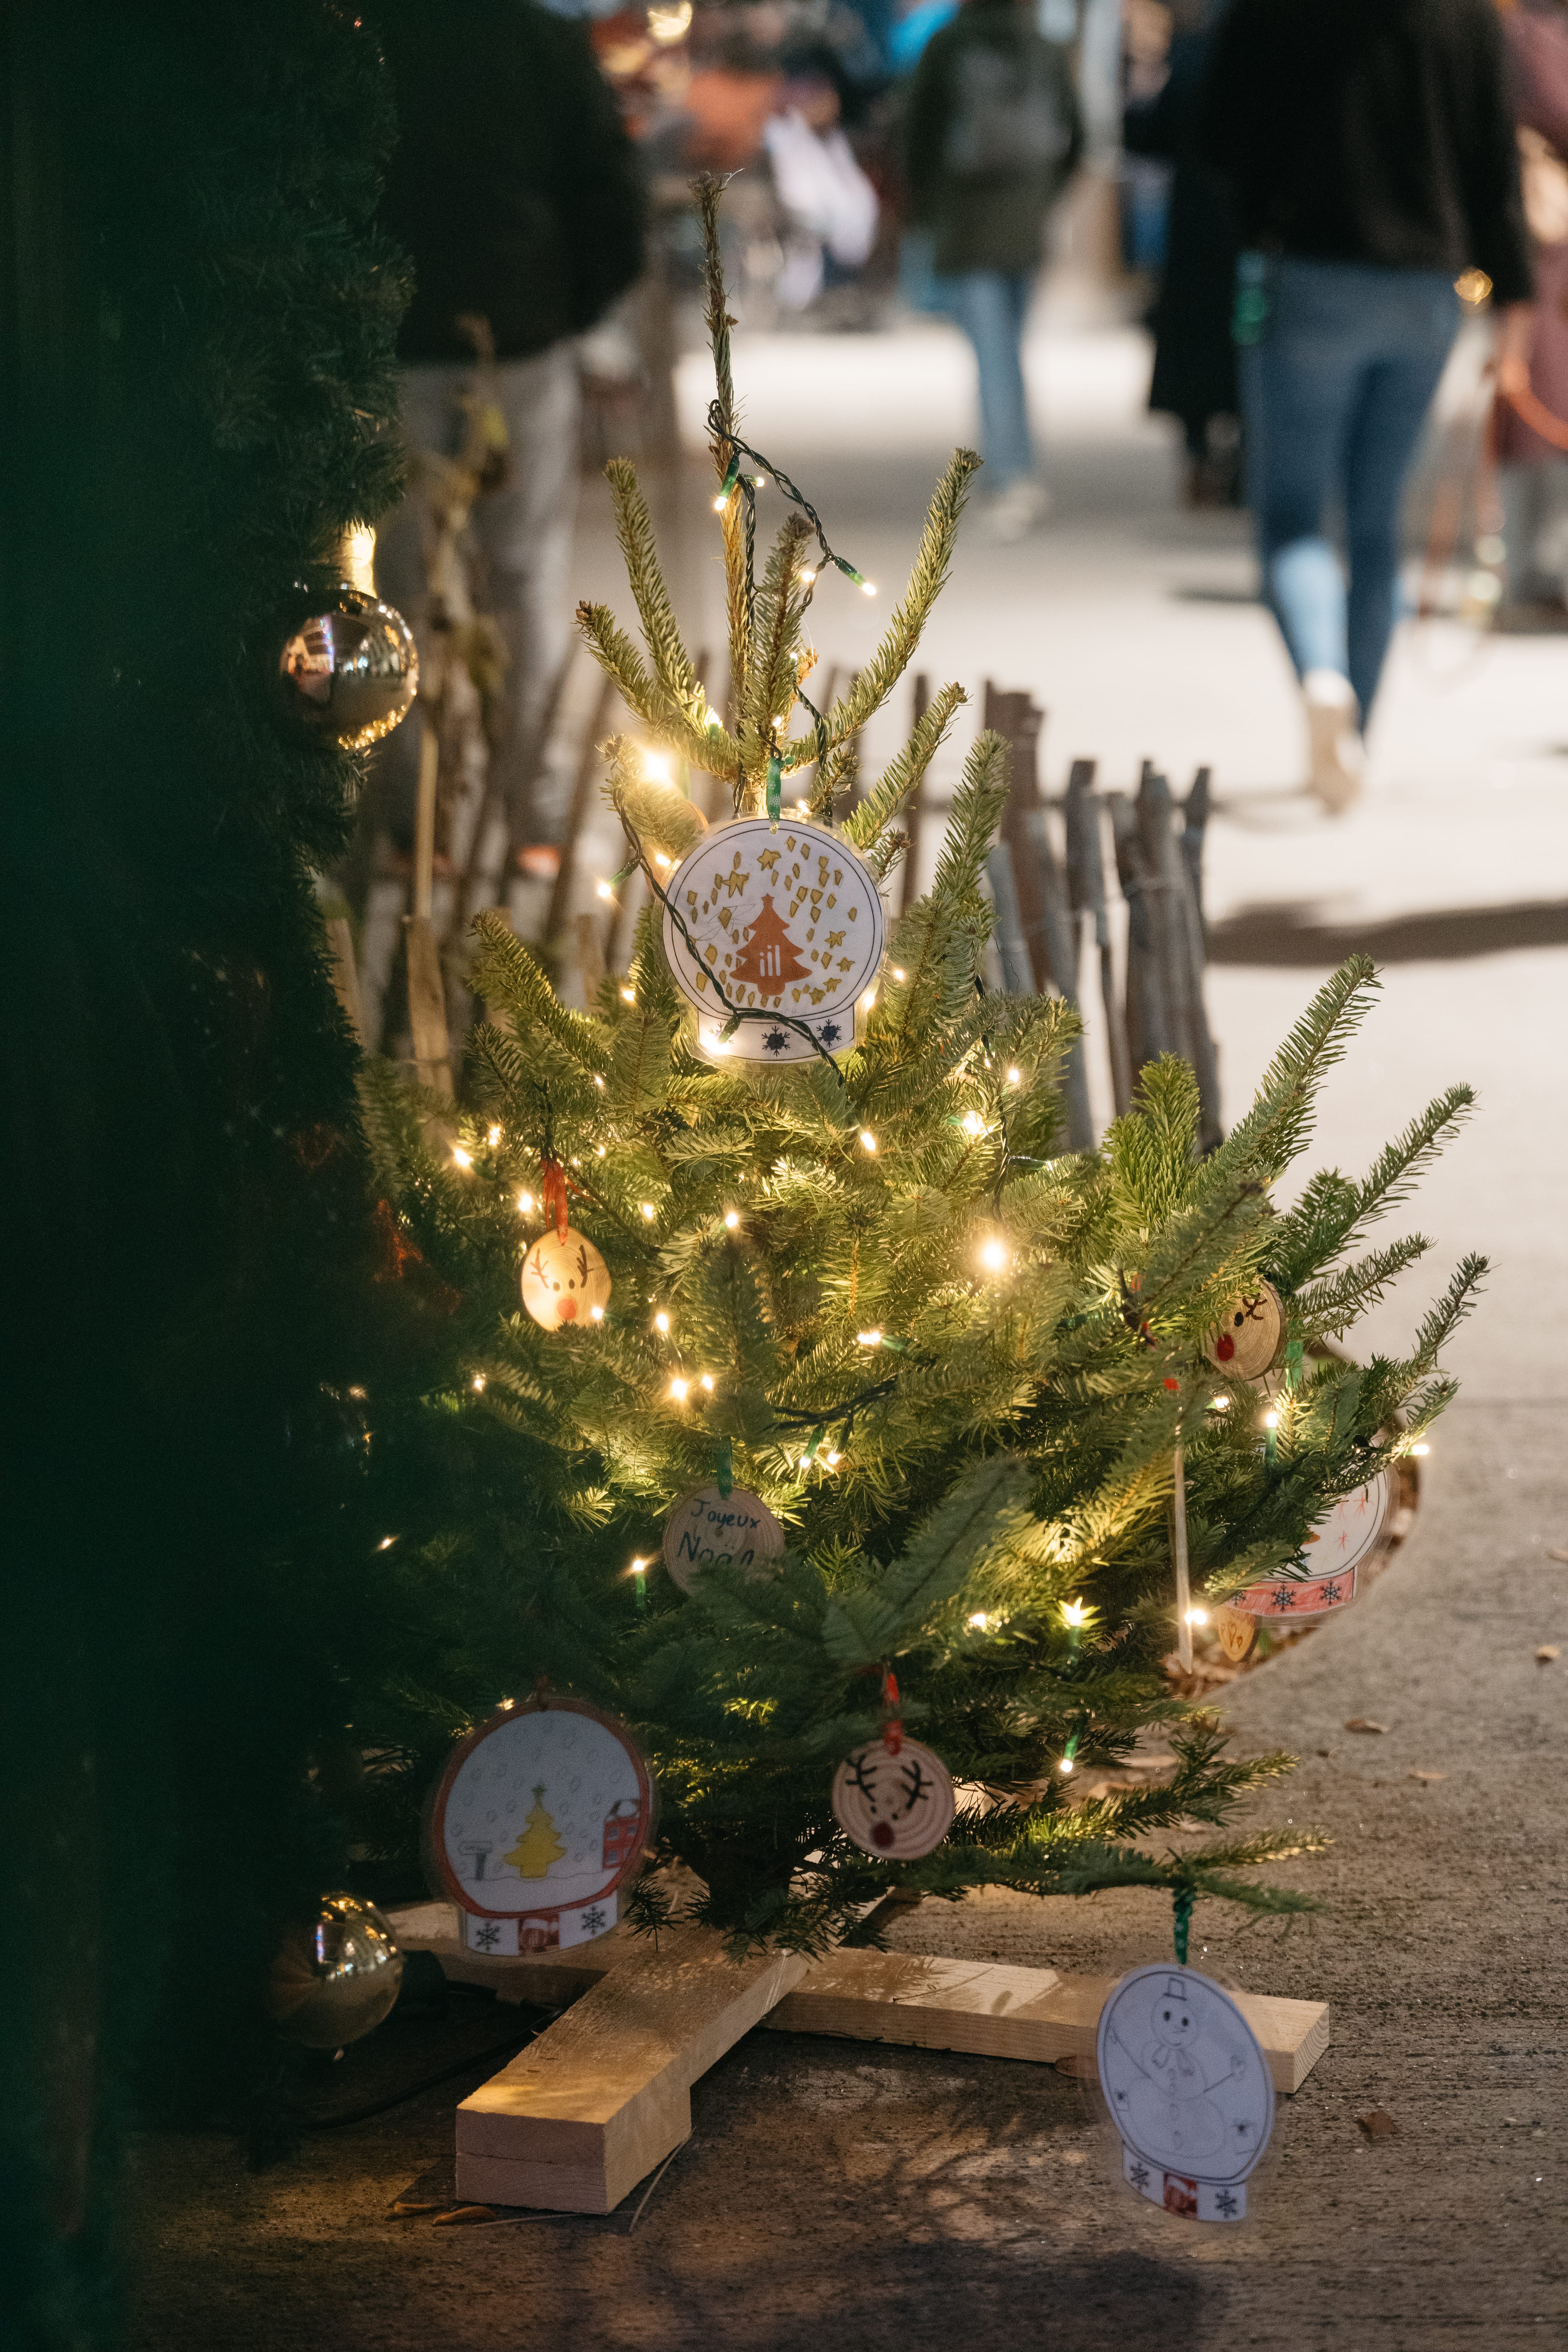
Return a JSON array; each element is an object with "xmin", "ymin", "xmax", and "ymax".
[
  {"xmin": 431, "ymin": 1696, "xmax": 654, "ymax": 1955},
  {"xmin": 658, "ymin": 815, "xmax": 885, "ymax": 1064},
  {"xmin": 1214, "ymin": 1603, "xmax": 1257, "ymax": 1663},
  {"xmin": 1233, "ymin": 1468, "xmax": 1395, "ymax": 1623},
  {"xmin": 831, "ymin": 1733, "xmax": 955, "ymax": 1860},
  {"xmin": 1202, "ymin": 1281, "xmax": 1285, "ymax": 1384},
  {"xmin": 663, "ymin": 1484, "xmax": 785, "ymax": 1595},
  {"xmin": 521, "ymin": 1228, "xmax": 611, "ymax": 1330},
  {"xmin": 1097, "ymin": 1964, "xmax": 1275, "ymax": 2222}
]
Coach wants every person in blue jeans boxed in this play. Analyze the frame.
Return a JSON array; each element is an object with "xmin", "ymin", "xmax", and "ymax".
[
  {"xmin": 1202, "ymin": 0, "xmax": 1534, "ymax": 812},
  {"xmin": 904, "ymin": 0, "xmax": 1082, "ymax": 541}
]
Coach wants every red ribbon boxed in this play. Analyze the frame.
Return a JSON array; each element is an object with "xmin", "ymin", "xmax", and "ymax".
[
  {"xmin": 881, "ymin": 1668, "xmax": 902, "ymax": 1756},
  {"xmin": 539, "ymin": 1151, "xmax": 589, "ymax": 1244}
]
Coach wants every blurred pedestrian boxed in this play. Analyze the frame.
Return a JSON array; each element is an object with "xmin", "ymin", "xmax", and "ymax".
[
  {"xmin": 1494, "ymin": 0, "xmax": 1568, "ymax": 627},
  {"xmin": 1202, "ymin": 0, "xmax": 1534, "ymax": 813},
  {"xmin": 1124, "ymin": 0, "xmax": 1242, "ymax": 508},
  {"xmin": 372, "ymin": 0, "xmax": 645, "ymax": 857},
  {"xmin": 905, "ymin": 0, "xmax": 1083, "ymax": 541}
]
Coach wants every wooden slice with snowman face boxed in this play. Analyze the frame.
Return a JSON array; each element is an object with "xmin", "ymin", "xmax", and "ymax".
[
  {"xmin": 521, "ymin": 1227, "xmax": 611, "ymax": 1330},
  {"xmin": 663, "ymin": 1485, "xmax": 785, "ymax": 1595},
  {"xmin": 1097, "ymin": 1964, "xmax": 1274, "ymax": 2222},
  {"xmin": 660, "ymin": 816, "xmax": 885, "ymax": 1065},
  {"xmin": 1201, "ymin": 1281, "xmax": 1284, "ymax": 1384},
  {"xmin": 830, "ymin": 1735, "xmax": 955, "ymax": 1860}
]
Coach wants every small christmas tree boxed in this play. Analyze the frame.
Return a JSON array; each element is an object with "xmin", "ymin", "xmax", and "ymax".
[
  {"xmin": 356, "ymin": 183, "xmax": 1481, "ymax": 1960},
  {"xmin": 505, "ymin": 1786, "xmax": 567, "ymax": 1879}
]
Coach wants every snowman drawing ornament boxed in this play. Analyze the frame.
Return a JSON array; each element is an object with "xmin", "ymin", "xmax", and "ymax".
[{"xmin": 1096, "ymin": 1965, "xmax": 1274, "ymax": 2222}]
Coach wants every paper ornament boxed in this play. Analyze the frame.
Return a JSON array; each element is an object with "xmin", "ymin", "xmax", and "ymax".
[
  {"xmin": 1096, "ymin": 1964, "xmax": 1275, "ymax": 2223},
  {"xmin": 1201, "ymin": 1281, "xmax": 1284, "ymax": 1384},
  {"xmin": 1233, "ymin": 1468, "xmax": 1395, "ymax": 1622},
  {"xmin": 830, "ymin": 1735, "xmax": 955, "ymax": 1860},
  {"xmin": 431, "ymin": 1697, "xmax": 654, "ymax": 1954},
  {"xmin": 520, "ymin": 1227, "xmax": 611, "ymax": 1330},
  {"xmin": 659, "ymin": 816, "xmax": 885, "ymax": 1063},
  {"xmin": 663, "ymin": 1484, "xmax": 785, "ymax": 1595}
]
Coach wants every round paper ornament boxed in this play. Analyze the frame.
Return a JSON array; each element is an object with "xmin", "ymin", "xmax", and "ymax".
[
  {"xmin": 277, "ymin": 588, "xmax": 418, "ymax": 749},
  {"xmin": 266, "ymin": 1893, "xmax": 405, "ymax": 2049},
  {"xmin": 431, "ymin": 1697, "xmax": 655, "ymax": 1954},
  {"xmin": 663, "ymin": 1484, "xmax": 785, "ymax": 1595},
  {"xmin": 521, "ymin": 1227, "xmax": 611, "ymax": 1329},
  {"xmin": 1201, "ymin": 1281, "xmax": 1284, "ymax": 1384},
  {"xmin": 659, "ymin": 816, "xmax": 885, "ymax": 1064},
  {"xmin": 830, "ymin": 1735, "xmax": 955, "ymax": 1860},
  {"xmin": 1096, "ymin": 1963, "xmax": 1274, "ymax": 2222},
  {"xmin": 1234, "ymin": 1467, "xmax": 1394, "ymax": 1623}
]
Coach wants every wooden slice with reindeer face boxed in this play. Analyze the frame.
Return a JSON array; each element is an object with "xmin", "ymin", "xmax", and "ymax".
[
  {"xmin": 830, "ymin": 1735, "xmax": 956, "ymax": 1860},
  {"xmin": 520, "ymin": 1227, "xmax": 611, "ymax": 1330},
  {"xmin": 1201, "ymin": 1281, "xmax": 1284, "ymax": 1384}
]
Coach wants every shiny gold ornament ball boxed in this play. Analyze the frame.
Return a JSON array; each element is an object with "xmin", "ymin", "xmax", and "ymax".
[
  {"xmin": 520, "ymin": 1226, "xmax": 612, "ymax": 1330},
  {"xmin": 278, "ymin": 588, "xmax": 418, "ymax": 750},
  {"xmin": 266, "ymin": 1892, "xmax": 405, "ymax": 2049}
]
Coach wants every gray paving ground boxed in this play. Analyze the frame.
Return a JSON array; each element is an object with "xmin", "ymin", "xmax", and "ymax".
[{"xmin": 128, "ymin": 310, "xmax": 1567, "ymax": 2349}]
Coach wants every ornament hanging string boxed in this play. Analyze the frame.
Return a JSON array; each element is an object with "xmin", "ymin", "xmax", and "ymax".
[
  {"xmin": 539, "ymin": 1148, "xmax": 589, "ymax": 1244},
  {"xmin": 1172, "ymin": 1881, "xmax": 1195, "ymax": 1966},
  {"xmin": 880, "ymin": 1668, "xmax": 903, "ymax": 1755}
]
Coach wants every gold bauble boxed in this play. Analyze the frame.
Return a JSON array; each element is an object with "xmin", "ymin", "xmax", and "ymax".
[
  {"xmin": 266, "ymin": 1892, "xmax": 405, "ymax": 2049},
  {"xmin": 278, "ymin": 588, "xmax": 418, "ymax": 750},
  {"xmin": 520, "ymin": 1226, "xmax": 612, "ymax": 1329}
]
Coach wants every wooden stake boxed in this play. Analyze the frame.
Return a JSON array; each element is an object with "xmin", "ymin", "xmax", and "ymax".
[
  {"xmin": 404, "ymin": 914, "xmax": 453, "ymax": 1095},
  {"xmin": 575, "ymin": 910, "xmax": 606, "ymax": 1007},
  {"xmin": 323, "ymin": 915, "xmax": 366, "ymax": 1051},
  {"xmin": 1170, "ymin": 1442, "xmax": 1193, "ymax": 1671}
]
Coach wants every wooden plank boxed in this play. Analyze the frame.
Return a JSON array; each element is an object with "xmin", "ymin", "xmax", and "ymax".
[
  {"xmin": 454, "ymin": 1925, "xmax": 810, "ymax": 2212},
  {"xmin": 402, "ymin": 912, "xmax": 453, "ymax": 1094},
  {"xmin": 389, "ymin": 1904, "xmax": 1329, "ymax": 2170},
  {"xmin": 760, "ymin": 1945, "xmax": 1328, "ymax": 2096}
]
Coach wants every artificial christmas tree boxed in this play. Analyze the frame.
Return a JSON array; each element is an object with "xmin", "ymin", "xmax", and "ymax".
[{"xmin": 355, "ymin": 183, "xmax": 1480, "ymax": 1974}]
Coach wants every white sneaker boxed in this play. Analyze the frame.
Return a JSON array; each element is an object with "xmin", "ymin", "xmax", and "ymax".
[
  {"xmin": 1302, "ymin": 669, "xmax": 1364, "ymax": 815},
  {"xmin": 987, "ymin": 477, "xmax": 1050, "ymax": 543}
]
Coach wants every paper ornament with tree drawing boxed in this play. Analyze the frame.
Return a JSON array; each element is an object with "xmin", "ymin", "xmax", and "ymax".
[
  {"xmin": 430, "ymin": 1697, "xmax": 654, "ymax": 1953},
  {"xmin": 658, "ymin": 817, "xmax": 885, "ymax": 1064}
]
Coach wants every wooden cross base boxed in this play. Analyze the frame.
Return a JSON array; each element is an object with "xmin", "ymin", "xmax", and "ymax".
[{"xmin": 388, "ymin": 1902, "xmax": 1329, "ymax": 2216}]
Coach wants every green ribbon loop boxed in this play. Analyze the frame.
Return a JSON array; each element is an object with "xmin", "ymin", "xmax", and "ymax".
[
  {"xmin": 765, "ymin": 751, "xmax": 782, "ymax": 822},
  {"xmin": 1172, "ymin": 1883, "xmax": 1195, "ymax": 1965}
]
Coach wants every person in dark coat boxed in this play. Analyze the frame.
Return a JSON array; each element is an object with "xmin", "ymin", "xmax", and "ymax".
[
  {"xmin": 372, "ymin": 0, "xmax": 646, "ymax": 850},
  {"xmin": 905, "ymin": 0, "xmax": 1083, "ymax": 540},
  {"xmin": 1202, "ymin": 0, "xmax": 1533, "ymax": 813},
  {"xmin": 1494, "ymin": 0, "xmax": 1568, "ymax": 624},
  {"xmin": 1124, "ymin": 0, "xmax": 1242, "ymax": 506}
]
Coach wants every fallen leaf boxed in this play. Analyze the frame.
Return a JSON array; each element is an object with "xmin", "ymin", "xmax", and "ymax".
[
  {"xmin": 1344, "ymin": 1718, "xmax": 1388, "ymax": 1734},
  {"xmin": 433, "ymin": 2205, "xmax": 497, "ymax": 2227},
  {"xmin": 1535, "ymin": 1645, "xmax": 1560, "ymax": 1664},
  {"xmin": 1408, "ymin": 1769, "xmax": 1446, "ymax": 1783},
  {"xmin": 1055, "ymin": 2054, "xmax": 1098, "ymax": 2080},
  {"xmin": 1315, "ymin": 1747, "xmax": 1337, "ymax": 1758},
  {"xmin": 1548, "ymin": 1549, "xmax": 1568, "ymax": 1564},
  {"xmin": 389, "ymin": 2199, "xmax": 447, "ymax": 2219},
  {"xmin": 1357, "ymin": 2107, "xmax": 1398, "ymax": 2141}
]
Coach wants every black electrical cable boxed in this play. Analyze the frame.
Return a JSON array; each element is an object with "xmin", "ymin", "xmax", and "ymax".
[{"xmin": 305, "ymin": 2018, "xmax": 555, "ymax": 2132}]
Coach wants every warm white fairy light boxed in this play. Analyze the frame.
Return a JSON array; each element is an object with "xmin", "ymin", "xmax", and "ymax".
[
  {"xmin": 670, "ymin": 1377, "xmax": 689, "ymax": 1401},
  {"xmin": 452, "ymin": 1145, "xmax": 473, "ymax": 1169},
  {"xmin": 800, "ymin": 567, "xmax": 816, "ymax": 586},
  {"xmin": 377, "ymin": 1535, "xmax": 397, "ymax": 1552},
  {"xmin": 892, "ymin": 967, "xmax": 906, "ymax": 980},
  {"xmin": 628, "ymin": 1554, "xmax": 650, "ymax": 1578},
  {"xmin": 654, "ymin": 1311, "xmax": 671, "ymax": 1333},
  {"xmin": 961, "ymin": 1109, "xmax": 985, "ymax": 1136},
  {"xmin": 823, "ymin": 1449, "xmax": 841, "ymax": 1467},
  {"xmin": 699, "ymin": 1373, "xmax": 715, "ymax": 1391},
  {"xmin": 1058, "ymin": 1755, "xmax": 1075, "ymax": 1775},
  {"xmin": 641, "ymin": 748, "xmax": 673, "ymax": 784},
  {"xmin": 1263, "ymin": 1409, "xmax": 1280, "ymax": 1429},
  {"xmin": 860, "ymin": 579, "xmax": 877, "ymax": 597},
  {"xmin": 1061, "ymin": 1599, "xmax": 1087, "ymax": 1627},
  {"xmin": 712, "ymin": 492, "xmax": 729, "ymax": 513},
  {"xmin": 589, "ymin": 1304, "xmax": 604, "ymax": 1322},
  {"xmin": 595, "ymin": 1144, "xmax": 606, "ymax": 1159},
  {"xmin": 472, "ymin": 1374, "xmax": 486, "ymax": 1392},
  {"xmin": 517, "ymin": 1190, "xmax": 535, "ymax": 1213},
  {"xmin": 1184, "ymin": 1607, "xmax": 1208, "ymax": 1626},
  {"xmin": 647, "ymin": 0, "xmax": 690, "ymax": 41},
  {"xmin": 861, "ymin": 986, "xmax": 877, "ymax": 1011},
  {"xmin": 979, "ymin": 1237, "xmax": 1009, "ymax": 1271},
  {"xmin": 641, "ymin": 1202, "xmax": 656, "ymax": 1220},
  {"xmin": 487, "ymin": 1124, "xmax": 501, "ymax": 1145},
  {"xmin": 499, "ymin": 1696, "xmax": 515, "ymax": 1710},
  {"xmin": 1210, "ymin": 1395, "xmax": 1230, "ymax": 1410},
  {"xmin": 1411, "ymin": 1442, "xmax": 1430, "ymax": 1456},
  {"xmin": 967, "ymin": 1611, "xmax": 990, "ymax": 1630},
  {"xmin": 593, "ymin": 1074, "xmax": 605, "ymax": 1088},
  {"xmin": 621, "ymin": 986, "xmax": 636, "ymax": 1003},
  {"xmin": 859, "ymin": 1129, "xmax": 877, "ymax": 1154},
  {"xmin": 595, "ymin": 880, "xmax": 614, "ymax": 901},
  {"xmin": 1006, "ymin": 1066, "xmax": 1021, "ymax": 1086},
  {"xmin": 722, "ymin": 1210, "xmax": 739, "ymax": 1229},
  {"xmin": 858, "ymin": 1329, "xmax": 882, "ymax": 1347},
  {"xmin": 795, "ymin": 798, "xmax": 810, "ymax": 815}
]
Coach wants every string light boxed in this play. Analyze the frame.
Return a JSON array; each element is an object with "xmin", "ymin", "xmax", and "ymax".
[
  {"xmin": 641, "ymin": 749, "xmax": 672, "ymax": 784},
  {"xmin": 712, "ymin": 491, "xmax": 730, "ymax": 513},
  {"xmin": 589, "ymin": 1304, "xmax": 604, "ymax": 1322},
  {"xmin": 641, "ymin": 1202, "xmax": 656, "ymax": 1220},
  {"xmin": 653, "ymin": 851, "xmax": 672, "ymax": 869},
  {"xmin": 961, "ymin": 1109, "xmax": 985, "ymax": 1136},
  {"xmin": 487, "ymin": 1125, "xmax": 501, "ymax": 1145},
  {"xmin": 654, "ymin": 1310, "xmax": 671, "ymax": 1333},
  {"xmin": 377, "ymin": 1535, "xmax": 397, "ymax": 1551},
  {"xmin": 795, "ymin": 799, "xmax": 810, "ymax": 814},
  {"xmin": 1058, "ymin": 1754, "xmax": 1075, "ymax": 1775},
  {"xmin": 823, "ymin": 1449, "xmax": 841, "ymax": 1467},
  {"xmin": 861, "ymin": 580, "xmax": 877, "ymax": 597},
  {"xmin": 1184, "ymin": 1607, "xmax": 1208, "ymax": 1627},
  {"xmin": 628, "ymin": 1554, "xmax": 649, "ymax": 1610},
  {"xmin": 859, "ymin": 1129, "xmax": 877, "ymax": 1154},
  {"xmin": 452, "ymin": 1145, "xmax": 473, "ymax": 1169},
  {"xmin": 621, "ymin": 986, "xmax": 636, "ymax": 1003},
  {"xmin": 1006, "ymin": 1066, "xmax": 1021, "ymax": 1085},
  {"xmin": 1210, "ymin": 1395, "xmax": 1231, "ymax": 1410},
  {"xmin": 858, "ymin": 1329, "xmax": 882, "ymax": 1347},
  {"xmin": 596, "ymin": 1144, "xmax": 606, "ymax": 1158},
  {"xmin": 1061, "ymin": 1600, "xmax": 1087, "ymax": 1628},
  {"xmin": 891, "ymin": 966, "xmax": 906, "ymax": 980},
  {"xmin": 724, "ymin": 1210, "xmax": 740, "ymax": 1229},
  {"xmin": 967, "ymin": 1611, "xmax": 990, "ymax": 1630},
  {"xmin": 499, "ymin": 1696, "xmax": 515, "ymax": 1710},
  {"xmin": 595, "ymin": 881, "xmax": 614, "ymax": 901},
  {"xmin": 1262, "ymin": 1410, "xmax": 1280, "ymax": 1428},
  {"xmin": 670, "ymin": 1377, "xmax": 689, "ymax": 1401},
  {"xmin": 800, "ymin": 568, "xmax": 816, "ymax": 586},
  {"xmin": 979, "ymin": 1237, "xmax": 1009, "ymax": 1271},
  {"xmin": 471, "ymin": 1374, "xmax": 486, "ymax": 1392},
  {"xmin": 593, "ymin": 1074, "xmax": 605, "ymax": 1088},
  {"xmin": 646, "ymin": 0, "xmax": 690, "ymax": 41},
  {"xmin": 517, "ymin": 1190, "xmax": 535, "ymax": 1213},
  {"xmin": 861, "ymin": 986, "xmax": 877, "ymax": 1011},
  {"xmin": 699, "ymin": 1373, "xmax": 715, "ymax": 1391},
  {"xmin": 1411, "ymin": 1442, "xmax": 1430, "ymax": 1457}
]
